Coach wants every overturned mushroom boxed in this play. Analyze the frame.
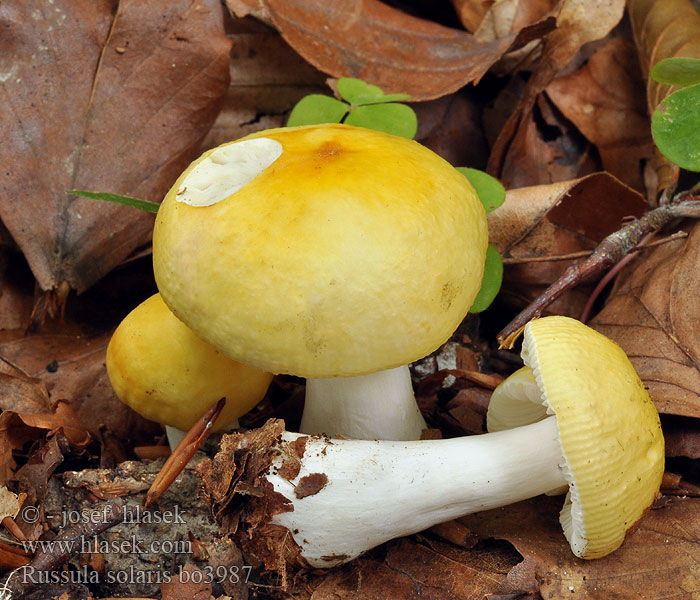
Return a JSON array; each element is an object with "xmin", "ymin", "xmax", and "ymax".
[
  {"xmin": 153, "ymin": 123, "xmax": 488, "ymax": 440},
  {"xmin": 204, "ymin": 317, "xmax": 664, "ymax": 568},
  {"xmin": 106, "ymin": 294, "xmax": 273, "ymax": 448}
]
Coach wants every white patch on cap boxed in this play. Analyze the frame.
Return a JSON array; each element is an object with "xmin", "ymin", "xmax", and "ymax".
[{"xmin": 176, "ymin": 137, "xmax": 283, "ymax": 207}]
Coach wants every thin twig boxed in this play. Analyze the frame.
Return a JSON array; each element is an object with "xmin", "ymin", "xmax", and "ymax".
[
  {"xmin": 501, "ymin": 231, "xmax": 688, "ymax": 264},
  {"xmin": 497, "ymin": 199, "xmax": 700, "ymax": 348},
  {"xmin": 143, "ymin": 397, "xmax": 226, "ymax": 508}
]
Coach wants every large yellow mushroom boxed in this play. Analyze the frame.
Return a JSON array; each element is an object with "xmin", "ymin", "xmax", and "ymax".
[{"xmin": 152, "ymin": 123, "xmax": 488, "ymax": 440}]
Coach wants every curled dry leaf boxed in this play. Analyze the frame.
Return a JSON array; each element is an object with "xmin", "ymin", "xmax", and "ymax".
[
  {"xmin": 0, "ymin": 487, "xmax": 20, "ymax": 522},
  {"xmin": 0, "ymin": 0, "xmax": 232, "ymax": 296},
  {"xmin": 488, "ymin": 0, "xmax": 626, "ymax": 177},
  {"xmin": 227, "ymin": 0, "xmax": 554, "ymax": 100},
  {"xmin": 460, "ymin": 495, "xmax": 700, "ymax": 599},
  {"xmin": 0, "ymin": 329, "xmax": 160, "ymax": 445},
  {"xmin": 487, "ymin": 172, "xmax": 646, "ymax": 315},
  {"xmin": 590, "ymin": 222, "xmax": 700, "ymax": 418},
  {"xmin": 628, "ymin": 0, "xmax": 700, "ymax": 116},
  {"xmin": 546, "ymin": 37, "xmax": 654, "ymax": 192},
  {"xmin": 628, "ymin": 0, "xmax": 700, "ymax": 193}
]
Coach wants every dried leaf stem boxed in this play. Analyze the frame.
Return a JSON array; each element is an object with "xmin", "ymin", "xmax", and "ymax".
[
  {"xmin": 498, "ymin": 198, "xmax": 700, "ymax": 348},
  {"xmin": 143, "ymin": 397, "xmax": 226, "ymax": 508}
]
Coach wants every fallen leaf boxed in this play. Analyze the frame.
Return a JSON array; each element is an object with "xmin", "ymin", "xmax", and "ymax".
[
  {"xmin": 590, "ymin": 222, "xmax": 700, "ymax": 418},
  {"xmin": 451, "ymin": 0, "xmax": 490, "ymax": 32},
  {"xmin": 628, "ymin": 0, "xmax": 700, "ymax": 115},
  {"xmin": 546, "ymin": 37, "xmax": 654, "ymax": 191},
  {"xmin": 228, "ymin": 0, "xmax": 554, "ymax": 101},
  {"xmin": 198, "ymin": 14, "xmax": 327, "ymax": 150},
  {"xmin": 0, "ymin": 0, "xmax": 232, "ymax": 296},
  {"xmin": 497, "ymin": 93, "xmax": 600, "ymax": 189},
  {"xmin": 488, "ymin": 0, "xmax": 626, "ymax": 177},
  {"xmin": 412, "ymin": 92, "xmax": 489, "ymax": 169},
  {"xmin": 628, "ymin": 0, "xmax": 700, "ymax": 194},
  {"xmin": 0, "ymin": 328, "xmax": 160, "ymax": 444},
  {"xmin": 304, "ymin": 537, "xmax": 519, "ymax": 599},
  {"xmin": 663, "ymin": 416, "xmax": 700, "ymax": 459},
  {"xmin": 0, "ymin": 487, "xmax": 20, "ymax": 521},
  {"xmin": 460, "ymin": 495, "xmax": 700, "ymax": 599},
  {"xmin": 160, "ymin": 563, "xmax": 212, "ymax": 600},
  {"xmin": 487, "ymin": 172, "xmax": 647, "ymax": 315}
]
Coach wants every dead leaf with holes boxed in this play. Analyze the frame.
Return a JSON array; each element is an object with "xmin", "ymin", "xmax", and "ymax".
[
  {"xmin": 546, "ymin": 37, "xmax": 654, "ymax": 192},
  {"xmin": 488, "ymin": 0, "xmax": 626, "ymax": 177},
  {"xmin": 487, "ymin": 172, "xmax": 647, "ymax": 316},
  {"xmin": 0, "ymin": 0, "xmax": 231, "ymax": 299},
  {"xmin": 590, "ymin": 221, "xmax": 700, "ymax": 419}
]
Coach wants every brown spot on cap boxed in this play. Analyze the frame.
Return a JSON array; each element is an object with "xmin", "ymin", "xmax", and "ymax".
[{"xmin": 316, "ymin": 141, "xmax": 342, "ymax": 158}]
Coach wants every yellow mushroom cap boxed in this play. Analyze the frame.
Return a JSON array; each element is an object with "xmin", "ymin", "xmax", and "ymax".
[
  {"xmin": 487, "ymin": 316, "xmax": 664, "ymax": 559},
  {"xmin": 152, "ymin": 124, "xmax": 488, "ymax": 378},
  {"xmin": 106, "ymin": 294, "xmax": 273, "ymax": 431}
]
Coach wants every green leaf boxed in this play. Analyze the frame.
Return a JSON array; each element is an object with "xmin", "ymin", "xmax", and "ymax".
[
  {"xmin": 69, "ymin": 190, "xmax": 160, "ymax": 213},
  {"xmin": 455, "ymin": 167, "xmax": 505, "ymax": 213},
  {"xmin": 337, "ymin": 78, "xmax": 410, "ymax": 105},
  {"xmin": 651, "ymin": 83, "xmax": 700, "ymax": 171},
  {"xmin": 344, "ymin": 103, "xmax": 418, "ymax": 139},
  {"xmin": 469, "ymin": 245, "xmax": 503, "ymax": 313},
  {"xmin": 287, "ymin": 95, "xmax": 349, "ymax": 127},
  {"xmin": 651, "ymin": 57, "xmax": 700, "ymax": 87}
]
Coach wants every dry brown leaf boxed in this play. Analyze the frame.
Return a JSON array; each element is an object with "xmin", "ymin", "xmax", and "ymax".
[
  {"xmin": 488, "ymin": 172, "xmax": 646, "ymax": 315},
  {"xmin": 488, "ymin": 0, "xmax": 626, "ymax": 176},
  {"xmin": 451, "ymin": 0, "xmax": 490, "ymax": 32},
  {"xmin": 198, "ymin": 15, "xmax": 327, "ymax": 149},
  {"xmin": 160, "ymin": 563, "xmax": 212, "ymax": 600},
  {"xmin": 0, "ymin": 486, "xmax": 20, "ymax": 521},
  {"xmin": 413, "ymin": 93, "xmax": 489, "ymax": 169},
  {"xmin": 0, "ymin": 0, "xmax": 231, "ymax": 295},
  {"xmin": 663, "ymin": 416, "xmax": 700, "ymax": 459},
  {"xmin": 590, "ymin": 222, "xmax": 700, "ymax": 418},
  {"xmin": 497, "ymin": 93, "xmax": 600, "ymax": 189},
  {"xmin": 460, "ymin": 495, "xmax": 700, "ymax": 599},
  {"xmin": 475, "ymin": 0, "xmax": 557, "ymax": 42},
  {"xmin": 304, "ymin": 538, "xmax": 519, "ymax": 599},
  {"xmin": 628, "ymin": 0, "xmax": 700, "ymax": 194},
  {"xmin": 629, "ymin": 0, "xmax": 700, "ymax": 115},
  {"xmin": 546, "ymin": 37, "xmax": 654, "ymax": 191},
  {"xmin": 228, "ymin": 0, "xmax": 553, "ymax": 101},
  {"xmin": 0, "ymin": 329, "xmax": 159, "ymax": 444}
]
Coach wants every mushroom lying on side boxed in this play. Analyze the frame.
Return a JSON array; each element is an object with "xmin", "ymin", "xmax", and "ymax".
[
  {"xmin": 106, "ymin": 294, "xmax": 273, "ymax": 448},
  {"xmin": 204, "ymin": 317, "xmax": 664, "ymax": 568},
  {"xmin": 152, "ymin": 124, "xmax": 488, "ymax": 440}
]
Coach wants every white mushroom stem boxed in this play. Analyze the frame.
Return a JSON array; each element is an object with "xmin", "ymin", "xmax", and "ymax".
[
  {"xmin": 269, "ymin": 416, "xmax": 567, "ymax": 567},
  {"xmin": 300, "ymin": 365, "xmax": 427, "ymax": 440},
  {"xmin": 165, "ymin": 420, "xmax": 239, "ymax": 451}
]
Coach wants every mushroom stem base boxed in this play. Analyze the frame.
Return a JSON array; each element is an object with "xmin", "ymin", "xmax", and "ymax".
[{"xmin": 300, "ymin": 365, "xmax": 427, "ymax": 440}]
